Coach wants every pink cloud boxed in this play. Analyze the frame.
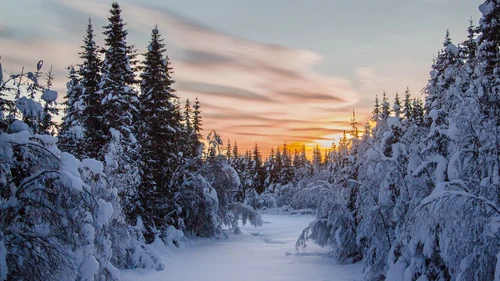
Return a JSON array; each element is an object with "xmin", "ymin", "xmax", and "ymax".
[{"xmin": 4, "ymin": 0, "xmax": 364, "ymax": 155}]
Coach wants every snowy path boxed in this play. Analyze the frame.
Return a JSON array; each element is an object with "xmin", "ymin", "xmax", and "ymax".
[{"xmin": 121, "ymin": 214, "xmax": 362, "ymax": 281}]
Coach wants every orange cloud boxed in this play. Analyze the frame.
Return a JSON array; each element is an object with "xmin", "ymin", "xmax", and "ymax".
[{"xmin": 5, "ymin": 0, "xmax": 366, "ymax": 157}]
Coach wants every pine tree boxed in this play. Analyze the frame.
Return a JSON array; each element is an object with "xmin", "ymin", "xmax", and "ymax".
[
  {"xmin": 312, "ymin": 144, "xmax": 322, "ymax": 168},
  {"xmin": 280, "ymin": 142, "xmax": 294, "ymax": 184},
  {"xmin": 80, "ymin": 18, "xmax": 103, "ymax": 159},
  {"xmin": 350, "ymin": 109, "xmax": 360, "ymax": 139},
  {"xmin": 39, "ymin": 66, "xmax": 59, "ymax": 135},
  {"xmin": 138, "ymin": 26, "xmax": 182, "ymax": 241},
  {"xmin": 58, "ymin": 66, "xmax": 85, "ymax": 156},
  {"xmin": 371, "ymin": 94, "xmax": 380, "ymax": 122},
  {"xmin": 393, "ymin": 92, "xmax": 402, "ymax": 119},
  {"xmin": 402, "ymin": 87, "xmax": 413, "ymax": 121},
  {"xmin": 462, "ymin": 19, "xmax": 478, "ymax": 61},
  {"xmin": 183, "ymin": 98, "xmax": 195, "ymax": 156},
  {"xmin": 381, "ymin": 90, "xmax": 390, "ymax": 120},
  {"xmin": 98, "ymin": 2, "xmax": 141, "ymax": 228},
  {"xmin": 191, "ymin": 97, "xmax": 203, "ymax": 157},
  {"xmin": 225, "ymin": 139, "xmax": 232, "ymax": 160},
  {"xmin": 252, "ymin": 143, "xmax": 265, "ymax": 194},
  {"xmin": 100, "ymin": 2, "xmax": 139, "ymax": 142},
  {"xmin": 232, "ymin": 140, "xmax": 239, "ymax": 159}
]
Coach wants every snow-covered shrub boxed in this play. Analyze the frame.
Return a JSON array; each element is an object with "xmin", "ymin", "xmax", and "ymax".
[
  {"xmin": 0, "ymin": 132, "xmax": 117, "ymax": 280},
  {"xmin": 386, "ymin": 184, "xmax": 500, "ymax": 281},
  {"xmin": 203, "ymin": 155, "xmax": 262, "ymax": 234},
  {"xmin": 79, "ymin": 157, "xmax": 164, "ymax": 272}
]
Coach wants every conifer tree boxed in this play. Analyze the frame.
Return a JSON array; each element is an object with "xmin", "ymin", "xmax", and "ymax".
[
  {"xmin": 138, "ymin": 26, "xmax": 182, "ymax": 241},
  {"xmin": 372, "ymin": 95, "xmax": 380, "ymax": 122},
  {"xmin": 183, "ymin": 98, "xmax": 196, "ymax": 157},
  {"xmin": 402, "ymin": 87, "xmax": 413, "ymax": 121},
  {"xmin": 58, "ymin": 66, "xmax": 85, "ymax": 157},
  {"xmin": 280, "ymin": 142, "xmax": 294, "ymax": 184},
  {"xmin": 232, "ymin": 140, "xmax": 239, "ymax": 159},
  {"xmin": 98, "ymin": 2, "xmax": 141, "ymax": 226},
  {"xmin": 226, "ymin": 139, "xmax": 232, "ymax": 160},
  {"xmin": 312, "ymin": 144, "xmax": 322, "ymax": 168},
  {"xmin": 80, "ymin": 18, "xmax": 103, "ymax": 159},
  {"xmin": 393, "ymin": 92, "xmax": 402, "ymax": 119},
  {"xmin": 381, "ymin": 90, "xmax": 390, "ymax": 120},
  {"xmin": 350, "ymin": 109, "xmax": 360, "ymax": 139},
  {"xmin": 39, "ymin": 66, "xmax": 59, "ymax": 135},
  {"xmin": 191, "ymin": 97, "xmax": 203, "ymax": 157},
  {"xmin": 100, "ymin": 2, "xmax": 139, "ymax": 140},
  {"xmin": 252, "ymin": 143, "xmax": 265, "ymax": 194}
]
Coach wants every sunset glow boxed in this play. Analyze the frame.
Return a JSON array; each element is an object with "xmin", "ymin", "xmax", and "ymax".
[{"xmin": 0, "ymin": 0, "xmax": 482, "ymax": 156}]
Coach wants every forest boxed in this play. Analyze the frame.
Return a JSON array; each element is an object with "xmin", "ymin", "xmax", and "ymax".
[{"xmin": 1, "ymin": 1, "xmax": 500, "ymax": 281}]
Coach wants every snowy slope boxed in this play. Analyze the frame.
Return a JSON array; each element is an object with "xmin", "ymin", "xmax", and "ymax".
[{"xmin": 121, "ymin": 214, "xmax": 362, "ymax": 281}]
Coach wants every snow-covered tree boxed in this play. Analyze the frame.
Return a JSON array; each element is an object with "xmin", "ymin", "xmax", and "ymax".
[
  {"xmin": 99, "ymin": 2, "xmax": 140, "ymax": 226},
  {"xmin": 79, "ymin": 18, "xmax": 103, "ymax": 160},
  {"xmin": 138, "ymin": 26, "xmax": 182, "ymax": 241},
  {"xmin": 58, "ymin": 66, "xmax": 85, "ymax": 157}
]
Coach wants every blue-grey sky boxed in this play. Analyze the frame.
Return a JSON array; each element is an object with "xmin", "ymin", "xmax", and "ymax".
[{"xmin": 0, "ymin": 0, "xmax": 483, "ymax": 153}]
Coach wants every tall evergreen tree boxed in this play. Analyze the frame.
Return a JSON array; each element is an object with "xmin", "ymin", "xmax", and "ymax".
[
  {"xmin": 252, "ymin": 143, "xmax": 265, "ymax": 194},
  {"xmin": 100, "ymin": 2, "xmax": 139, "ymax": 141},
  {"xmin": 372, "ymin": 94, "xmax": 380, "ymax": 122},
  {"xmin": 402, "ymin": 87, "xmax": 413, "ymax": 121},
  {"xmin": 381, "ymin": 90, "xmax": 390, "ymax": 120},
  {"xmin": 191, "ymin": 97, "xmax": 203, "ymax": 157},
  {"xmin": 350, "ymin": 109, "xmax": 360, "ymax": 139},
  {"xmin": 80, "ymin": 18, "xmax": 103, "ymax": 159},
  {"xmin": 58, "ymin": 66, "xmax": 85, "ymax": 156},
  {"xmin": 138, "ymin": 26, "xmax": 182, "ymax": 241},
  {"xmin": 99, "ymin": 2, "xmax": 141, "ymax": 225},
  {"xmin": 279, "ymin": 142, "xmax": 294, "ymax": 184},
  {"xmin": 393, "ymin": 92, "xmax": 402, "ymax": 119}
]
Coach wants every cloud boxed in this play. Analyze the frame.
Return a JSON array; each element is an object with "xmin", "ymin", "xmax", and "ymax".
[
  {"xmin": 3, "ymin": 0, "xmax": 363, "ymax": 155},
  {"xmin": 177, "ymin": 81, "xmax": 273, "ymax": 102}
]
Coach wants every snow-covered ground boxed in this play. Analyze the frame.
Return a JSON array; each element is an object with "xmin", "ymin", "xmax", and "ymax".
[{"xmin": 121, "ymin": 213, "xmax": 363, "ymax": 281}]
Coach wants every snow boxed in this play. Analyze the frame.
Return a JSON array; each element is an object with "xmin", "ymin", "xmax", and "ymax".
[
  {"xmin": 70, "ymin": 125, "xmax": 84, "ymax": 139},
  {"xmin": 385, "ymin": 259, "xmax": 407, "ymax": 281},
  {"xmin": 387, "ymin": 116, "xmax": 401, "ymax": 128},
  {"xmin": 59, "ymin": 170, "xmax": 83, "ymax": 192},
  {"xmin": 60, "ymin": 152, "xmax": 79, "ymax": 171},
  {"xmin": 41, "ymin": 89, "xmax": 58, "ymax": 103},
  {"xmin": 10, "ymin": 120, "xmax": 31, "ymax": 133},
  {"xmin": 81, "ymin": 158, "xmax": 104, "ymax": 174},
  {"xmin": 79, "ymin": 256, "xmax": 100, "ymax": 281},
  {"xmin": 16, "ymin": 97, "xmax": 43, "ymax": 117},
  {"xmin": 96, "ymin": 199, "xmax": 113, "ymax": 228},
  {"xmin": 121, "ymin": 213, "xmax": 363, "ymax": 281},
  {"xmin": 479, "ymin": 2, "xmax": 495, "ymax": 16}
]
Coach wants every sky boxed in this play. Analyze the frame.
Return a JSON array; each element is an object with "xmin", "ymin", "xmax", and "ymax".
[{"xmin": 0, "ymin": 0, "xmax": 483, "ymax": 156}]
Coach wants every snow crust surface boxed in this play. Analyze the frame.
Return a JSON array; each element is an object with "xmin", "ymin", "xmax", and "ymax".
[{"xmin": 121, "ymin": 213, "xmax": 362, "ymax": 281}]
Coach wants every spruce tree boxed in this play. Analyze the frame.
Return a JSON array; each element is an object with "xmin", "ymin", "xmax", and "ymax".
[
  {"xmin": 59, "ymin": 66, "xmax": 85, "ymax": 156},
  {"xmin": 80, "ymin": 18, "xmax": 103, "ymax": 159},
  {"xmin": 99, "ymin": 2, "xmax": 141, "ymax": 225},
  {"xmin": 393, "ymin": 92, "xmax": 402, "ymax": 119},
  {"xmin": 350, "ymin": 109, "xmax": 360, "ymax": 139},
  {"xmin": 381, "ymin": 90, "xmax": 390, "ymax": 120},
  {"xmin": 226, "ymin": 139, "xmax": 232, "ymax": 160},
  {"xmin": 279, "ymin": 142, "xmax": 294, "ymax": 184},
  {"xmin": 372, "ymin": 94, "xmax": 380, "ymax": 122},
  {"xmin": 252, "ymin": 142, "xmax": 265, "ymax": 194},
  {"xmin": 191, "ymin": 97, "xmax": 203, "ymax": 157},
  {"xmin": 100, "ymin": 2, "xmax": 139, "ymax": 140},
  {"xmin": 139, "ymin": 26, "xmax": 182, "ymax": 241},
  {"xmin": 183, "ymin": 98, "xmax": 195, "ymax": 157},
  {"xmin": 402, "ymin": 87, "xmax": 413, "ymax": 121}
]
